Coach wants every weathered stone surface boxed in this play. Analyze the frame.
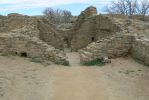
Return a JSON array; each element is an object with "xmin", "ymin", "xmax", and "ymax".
[
  {"xmin": 0, "ymin": 34, "xmax": 68, "ymax": 65},
  {"xmin": 70, "ymin": 7, "xmax": 120, "ymax": 51},
  {"xmin": 0, "ymin": 13, "xmax": 69, "ymax": 64},
  {"xmin": 0, "ymin": 14, "xmax": 64, "ymax": 49},
  {"xmin": 37, "ymin": 18, "xmax": 64, "ymax": 49},
  {"xmin": 80, "ymin": 6, "xmax": 97, "ymax": 18},
  {"xmin": 79, "ymin": 33, "xmax": 149, "ymax": 66},
  {"xmin": 131, "ymin": 37, "xmax": 149, "ymax": 65},
  {"xmin": 79, "ymin": 34, "xmax": 133, "ymax": 63}
]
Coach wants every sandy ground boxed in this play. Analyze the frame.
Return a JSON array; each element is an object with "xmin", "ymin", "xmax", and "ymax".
[{"xmin": 0, "ymin": 53, "xmax": 149, "ymax": 100}]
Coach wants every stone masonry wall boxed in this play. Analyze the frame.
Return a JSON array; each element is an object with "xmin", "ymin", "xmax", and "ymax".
[
  {"xmin": 131, "ymin": 38, "xmax": 149, "ymax": 65},
  {"xmin": 79, "ymin": 34, "xmax": 133, "ymax": 63},
  {"xmin": 0, "ymin": 34, "xmax": 68, "ymax": 65},
  {"xmin": 71, "ymin": 7, "xmax": 120, "ymax": 51},
  {"xmin": 80, "ymin": 34, "xmax": 149, "ymax": 66},
  {"xmin": 37, "ymin": 18, "xmax": 64, "ymax": 49},
  {"xmin": 0, "ymin": 14, "xmax": 64, "ymax": 49}
]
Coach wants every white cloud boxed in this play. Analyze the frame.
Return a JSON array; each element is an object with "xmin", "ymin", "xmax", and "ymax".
[{"xmin": 0, "ymin": 0, "xmax": 111, "ymax": 11}]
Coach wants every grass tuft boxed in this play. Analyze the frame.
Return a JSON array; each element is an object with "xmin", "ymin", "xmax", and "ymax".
[{"xmin": 83, "ymin": 58, "xmax": 104, "ymax": 66}]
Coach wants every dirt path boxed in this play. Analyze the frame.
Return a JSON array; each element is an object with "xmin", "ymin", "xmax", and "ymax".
[
  {"xmin": 0, "ymin": 55, "xmax": 149, "ymax": 100},
  {"xmin": 51, "ymin": 52, "xmax": 109, "ymax": 100},
  {"xmin": 66, "ymin": 52, "xmax": 80, "ymax": 66},
  {"xmin": 50, "ymin": 67, "xmax": 109, "ymax": 100}
]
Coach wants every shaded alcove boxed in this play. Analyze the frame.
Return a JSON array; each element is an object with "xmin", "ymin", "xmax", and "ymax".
[
  {"xmin": 20, "ymin": 52, "xmax": 27, "ymax": 57},
  {"xmin": 64, "ymin": 38, "xmax": 70, "ymax": 48},
  {"xmin": 91, "ymin": 37, "xmax": 95, "ymax": 42}
]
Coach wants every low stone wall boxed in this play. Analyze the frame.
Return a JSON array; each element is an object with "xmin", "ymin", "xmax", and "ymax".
[
  {"xmin": 0, "ymin": 34, "xmax": 68, "ymax": 65},
  {"xmin": 80, "ymin": 34, "xmax": 149, "ymax": 66},
  {"xmin": 79, "ymin": 34, "xmax": 133, "ymax": 63},
  {"xmin": 131, "ymin": 38, "xmax": 149, "ymax": 65}
]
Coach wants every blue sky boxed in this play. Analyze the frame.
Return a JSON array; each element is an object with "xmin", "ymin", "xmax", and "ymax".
[{"xmin": 0, "ymin": 0, "xmax": 112, "ymax": 16}]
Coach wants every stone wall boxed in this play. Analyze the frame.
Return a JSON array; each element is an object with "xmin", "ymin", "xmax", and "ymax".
[
  {"xmin": 79, "ymin": 34, "xmax": 133, "ymax": 63},
  {"xmin": 37, "ymin": 18, "xmax": 64, "ymax": 49},
  {"xmin": 80, "ymin": 34, "xmax": 149, "ymax": 66},
  {"xmin": 80, "ymin": 6, "xmax": 97, "ymax": 18},
  {"xmin": 0, "ymin": 14, "xmax": 36, "ymax": 34},
  {"xmin": 71, "ymin": 13, "xmax": 120, "ymax": 51},
  {"xmin": 0, "ymin": 14, "xmax": 64, "ymax": 49},
  {"xmin": 0, "ymin": 34, "xmax": 68, "ymax": 65},
  {"xmin": 131, "ymin": 37, "xmax": 149, "ymax": 65}
]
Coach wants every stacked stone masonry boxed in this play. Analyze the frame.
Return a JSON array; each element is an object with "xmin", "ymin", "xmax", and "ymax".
[
  {"xmin": 0, "ymin": 34, "xmax": 68, "ymax": 64},
  {"xmin": 80, "ymin": 34, "xmax": 149, "ymax": 65},
  {"xmin": 0, "ymin": 13, "xmax": 64, "ymax": 49},
  {"xmin": 132, "ymin": 37, "xmax": 149, "ymax": 65},
  {"xmin": 70, "ymin": 6, "xmax": 121, "ymax": 51},
  {"xmin": 0, "ymin": 13, "xmax": 68, "ymax": 64}
]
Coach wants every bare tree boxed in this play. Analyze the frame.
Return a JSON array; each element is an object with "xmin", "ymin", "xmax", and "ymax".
[
  {"xmin": 43, "ymin": 8, "xmax": 55, "ymax": 22},
  {"xmin": 137, "ymin": 0, "xmax": 149, "ymax": 15},
  {"xmin": 126, "ymin": 0, "xmax": 138, "ymax": 16},
  {"xmin": 63, "ymin": 10, "xmax": 72, "ymax": 23},
  {"xmin": 43, "ymin": 8, "xmax": 72, "ymax": 24},
  {"xmin": 106, "ymin": 0, "xmax": 138, "ymax": 17}
]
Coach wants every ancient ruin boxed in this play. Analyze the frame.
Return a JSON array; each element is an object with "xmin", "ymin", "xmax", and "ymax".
[
  {"xmin": 0, "ymin": 13, "xmax": 68, "ymax": 65},
  {"xmin": 0, "ymin": 6, "xmax": 148, "ymax": 66},
  {"xmin": 70, "ymin": 6, "xmax": 120, "ymax": 51},
  {"xmin": 78, "ymin": 7, "xmax": 149, "ymax": 66}
]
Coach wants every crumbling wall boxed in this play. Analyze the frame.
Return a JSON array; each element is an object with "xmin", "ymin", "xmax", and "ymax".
[
  {"xmin": 71, "ymin": 17, "xmax": 97, "ymax": 51},
  {"xmin": 37, "ymin": 18, "xmax": 64, "ymax": 49},
  {"xmin": 131, "ymin": 38, "xmax": 149, "ymax": 65},
  {"xmin": 70, "ymin": 6, "xmax": 120, "ymax": 51},
  {"xmin": 0, "ymin": 14, "xmax": 30, "ymax": 32},
  {"xmin": 79, "ymin": 34, "xmax": 133, "ymax": 63},
  {"xmin": 0, "ymin": 34, "xmax": 68, "ymax": 64},
  {"xmin": 80, "ymin": 34, "xmax": 149, "ymax": 66},
  {"xmin": 0, "ymin": 13, "xmax": 65, "ymax": 49}
]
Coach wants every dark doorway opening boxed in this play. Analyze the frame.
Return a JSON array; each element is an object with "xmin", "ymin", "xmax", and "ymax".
[
  {"xmin": 91, "ymin": 37, "xmax": 95, "ymax": 42},
  {"xmin": 21, "ymin": 52, "xmax": 27, "ymax": 57},
  {"xmin": 64, "ymin": 38, "xmax": 69, "ymax": 48},
  {"xmin": 15, "ymin": 52, "xmax": 18, "ymax": 55}
]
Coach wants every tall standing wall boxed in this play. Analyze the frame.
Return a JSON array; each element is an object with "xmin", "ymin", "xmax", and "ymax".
[{"xmin": 70, "ymin": 7, "xmax": 120, "ymax": 51}]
